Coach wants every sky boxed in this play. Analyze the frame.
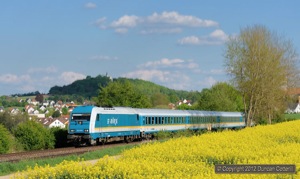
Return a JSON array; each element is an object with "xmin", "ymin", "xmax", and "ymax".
[{"xmin": 1, "ymin": 1, "xmax": 299, "ymax": 96}]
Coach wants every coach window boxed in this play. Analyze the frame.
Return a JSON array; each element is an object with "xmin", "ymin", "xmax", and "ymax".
[{"xmin": 162, "ymin": 117, "xmax": 165, "ymax": 124}]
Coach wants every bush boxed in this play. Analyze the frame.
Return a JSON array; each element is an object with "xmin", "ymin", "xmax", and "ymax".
[
  {"xmin": 13, "ymin": 120, "xmax": 55, "ymax": 151},
  {"xmin": 0, "ymin": 124, "xmax": 11, "ymax": 154},
  {"xmin": 154, "ymin": 130, "xmax": 172, "ymax": 140},
  {"xmin": 50, "ymin": 127, "xmax": 69, "ymax": 148}
]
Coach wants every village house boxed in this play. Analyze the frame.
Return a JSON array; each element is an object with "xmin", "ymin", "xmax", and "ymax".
[
  {"xmin": 41, "ymin": 117, "xmax": 69, "ymax": 128},
  {"xmin": 177, "ymin": 99, "xmax": 192, "ymax": 106}
]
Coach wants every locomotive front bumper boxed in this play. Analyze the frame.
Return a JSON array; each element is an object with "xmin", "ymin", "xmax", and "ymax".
[{"xmin": 67, "ymin": 134, "xmax": 91, "ymax": 140}]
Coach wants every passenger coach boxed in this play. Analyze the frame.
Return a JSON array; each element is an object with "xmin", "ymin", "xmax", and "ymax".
[{"xmin": 67, "ymin": 106, "xmax": 245, "ymax": 146}]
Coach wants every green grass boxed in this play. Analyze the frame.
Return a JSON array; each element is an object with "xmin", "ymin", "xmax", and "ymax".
[
  {"xmin": 284, "ymin": 113, "xmax": 300, "ymax": 121},
  {"xmin": 0, "ymin": 143, "xmax": 139, "ymax": 176}
]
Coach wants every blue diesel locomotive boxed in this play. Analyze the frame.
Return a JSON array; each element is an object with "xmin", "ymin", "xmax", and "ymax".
[{"xmin": 67, "ymin": 106, "xmax": 245, "ymax": 145}]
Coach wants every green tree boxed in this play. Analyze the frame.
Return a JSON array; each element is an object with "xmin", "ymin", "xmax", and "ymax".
[
  {"xmin": 62, "ymin": 107, "xmax": 69, "ymax": 115},
  {"xmin": 13, "ymin": 120, "xmax": 55, "ymax": 150},
  {"xmin": 196, "ymin": 82, "xmax": 243, "ymax": 111},
  {"xmin": 225, "ymin": 25, "xmax": 299, "ymax": 126},
  {"xmin": 52, "ymin": 110, "xmax": 61, "ymax": 118},
  {"xmin": 0, "ymin": 124, "xmax": 11, "ymax": 154},
  {"xmin": 151, "ymin": 93, "xmax": 170, "ymax": 108},
  {"xmin": 95, "ymin": 80, "xmax": 151, "ymax": 108}
]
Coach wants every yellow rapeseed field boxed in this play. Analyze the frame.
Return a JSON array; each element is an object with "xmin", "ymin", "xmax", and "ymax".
[{"xmin": 15, "ymin": 120, "xmax": 300, "ymax": 178}]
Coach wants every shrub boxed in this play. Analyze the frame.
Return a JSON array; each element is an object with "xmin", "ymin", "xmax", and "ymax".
[
  {"xmin": 0, "ymin": 124, "xmax": 11, "ymax": 154},
  {"xmin": 13, "ymin": 120, "xmax": 55, "ymax": 150},
  {"xmin": 50, "ymin": 127, "xmax": 69, "ymax": 148}
]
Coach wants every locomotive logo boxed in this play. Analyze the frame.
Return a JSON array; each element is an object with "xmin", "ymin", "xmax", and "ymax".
[{"xmin": 107, "ymin": 118, "xmax": 118, "ymax": 125}]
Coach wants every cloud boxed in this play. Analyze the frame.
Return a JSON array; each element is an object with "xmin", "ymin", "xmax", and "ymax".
[
  {"xmin": 146, "ymin": 11, "xmax": 218, "ymax": 27},
  {"xmin": 93, "ymin": 17, "xmax": 107, "ymax": 29},
  {"xmin": 140, "ymin": 28, "xmax": 182, "ymax": 34},
  {"xmin": 140, "ymin": 58, "xmax": 199, "ymax": 70},
  {"xmin": 122, "ymin": 57, "xmax": 206, "ymax": 90},
  {"xmin": 123, "ymin": 69, "xmax": 170, "ymax": 82},
  {"xmin": 0, "ymin": 70, "xmax": 88, "ymax": 95},
  {"xmin": 178, "ymin": 29, "xmax": 228, "ymax": 45},
  {"xmin": 59, "ymin": 72, "xmax": 86, "ymax": 84},
  {"xmin": 85, "ymin": 2, "xmax": 97, "ymax": 9},
  {"xmin": 0, "ymin": 74, "xmax": 31, "ymax": 84},
  {"xmin": 203, "ymin": 76, "xmax": 218, "ymax": 87},
  {"xmin": 111, "ymin": 15, "xmax": 140, "ymax": 28},
  {"xmin": 95, "ymin": 11, "xmax": 218, "ymax": 34}
]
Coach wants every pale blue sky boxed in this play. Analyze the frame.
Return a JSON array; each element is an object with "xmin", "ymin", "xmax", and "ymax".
[{"xmin": 1, "ymin": 0, "xmax": 299, "ymax": 95}]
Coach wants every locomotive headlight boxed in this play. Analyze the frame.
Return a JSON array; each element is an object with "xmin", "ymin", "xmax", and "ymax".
[
  {"xmin": 84, "ymin": 129, "xmax": 89, "ymax": 132},
  {"xmin": 70, "ymin": 129, "xmax": 75, "ymax": 132}
]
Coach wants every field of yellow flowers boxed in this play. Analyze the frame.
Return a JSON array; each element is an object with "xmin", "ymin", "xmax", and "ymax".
[{"xmin": 15, "ymin": 120, "xmax": 300, "ymax": 179}]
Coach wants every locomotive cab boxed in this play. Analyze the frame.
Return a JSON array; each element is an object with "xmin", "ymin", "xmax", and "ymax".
[{"xmin": 67, "ymin": 106, "xmax": 94, "ymax": 146}]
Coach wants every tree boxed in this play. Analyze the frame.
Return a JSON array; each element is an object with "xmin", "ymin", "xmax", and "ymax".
[
  {"xmin": 0, "ymin": 111, "xmax": 28, "ymax": 132},
  {"xmin": 13, "ymin": 120, "xmax": 55, "ymax": 150},
  {"xmin": 35, "ymin": 93, "xmax": 44, "ymax": 103},
  {"xmin": 224, "ymin": 25, "xmax": 299, "ymax": 126},
  {"xmin": 95, "ymin": 80, "xmax": 152, "ymax": 108},
  {"xmin": 52, "ymin": 110, "xmax": 61, "ymax": 118},
  {"xmin": 62, "ymin": 107, "xmax": 69, "ymax": 115},
  {"xmin": 0, "ymin": 124, "xmax": 11, "ymax": 154},
  {"xmin": 150, "ymin": 93, "xmax": 170, "ymax": 108},
  {"xmin": 196, "ymin": 82, "xmax": 243, "ymax": 111}
]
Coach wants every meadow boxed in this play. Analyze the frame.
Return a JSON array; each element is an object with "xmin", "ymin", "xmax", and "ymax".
[{"xmin": 14, "ymin": 120, "xmax": 300, "ymax": 178}]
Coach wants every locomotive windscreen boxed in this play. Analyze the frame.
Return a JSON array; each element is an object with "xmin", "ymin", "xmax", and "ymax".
[{"xmin": 72, "ymin": 114, "xmax": 91, "ymax": 121}]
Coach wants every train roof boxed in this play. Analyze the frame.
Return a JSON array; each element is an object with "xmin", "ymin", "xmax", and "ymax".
[{"xmin": 73, "ymin": 106, "xmax": 243, "ymax": 117}]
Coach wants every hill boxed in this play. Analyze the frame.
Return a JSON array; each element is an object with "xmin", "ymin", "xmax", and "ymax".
[{"xmin": 48, "ymin": 75, "xmax": 200, "ymax": 104}]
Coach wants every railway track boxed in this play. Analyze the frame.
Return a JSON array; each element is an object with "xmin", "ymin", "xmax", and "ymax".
[{"xmin": 0, "ymin": 141, "xmax": 142, "ymax": 163}]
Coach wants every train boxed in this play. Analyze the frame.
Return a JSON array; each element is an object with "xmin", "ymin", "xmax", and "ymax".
[{"xmin": 67, "ymin": 106, "xmax": 245, "ymax": 146}]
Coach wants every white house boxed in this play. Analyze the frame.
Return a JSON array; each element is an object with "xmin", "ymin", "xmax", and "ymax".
[
  {"xmin": 27, "ymin": 106, "xmax": 35, "ymax": 114},
  {"xmin": 286, "ymin": 103, "xmax": 300, "ymax": 113},
  {"xmin": 42, "ymin": 118, "xmax": 67, "ymax": 128}
]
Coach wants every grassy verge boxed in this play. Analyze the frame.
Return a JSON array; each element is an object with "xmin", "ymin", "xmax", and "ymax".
[{"xmin": 0, "ymin": 143, "xmax": 139, "ymax": 176}]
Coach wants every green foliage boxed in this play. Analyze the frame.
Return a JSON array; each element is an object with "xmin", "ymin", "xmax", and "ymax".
[
  {"xmin": 154, "ymin": 130, "xmax": 173, "ymax": 140},
  {"xmin": 50, "ymin": 127, "xmax": 69, "ymax": 148},
  {"xmin": 13, "ymin": 120, "xmax": 55, "ymax": 151},
  {"xmin": 49, "ymin": 75, "xmax": 112, "ymax": 98},
  {"xmin": 225, "ymin": 25, "xmax": 299, "ymax": 125},
  {"xmin": 176, "ymin": 103, "xmax": 194, "ymax": 110},
  {"xmin": 0, "ymin": 124, "xmax": 11, "ymax": 154},
  {"xmin": 150, "ymin": 93, "xmax": 170, "ymax": 107},
  {"xmin": 196, "ymin": 82, "xmax": 243, "ymax": 111},
  {"xmin": 96, "ymin": 80, "xmax": 152, "ymax": 108},
  {"xmin": 62, "ymin": 107, "xmax": 69, "ymax": 115},
  {"xmin": 0, "ymin": 111, "xmax": 28, "ymax": 132},
  {"xmin": 0, "ymin": 96, "xmax": 28, "ymax": 108},
  {"xmin": 172, "ymin": 129, "xmax": 195, "ymax": 138},
  {"xmin": 52, "ymin": 110, "xmax": 61, "ymax": 118}
]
